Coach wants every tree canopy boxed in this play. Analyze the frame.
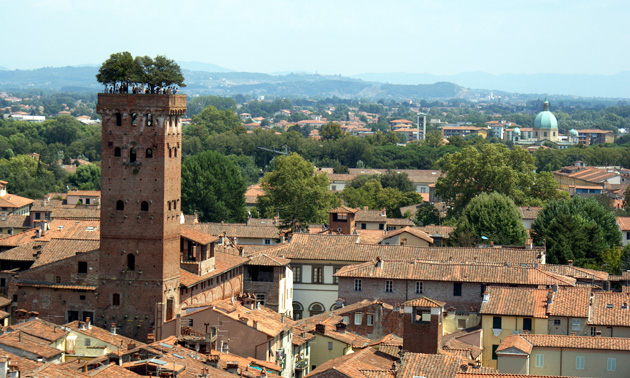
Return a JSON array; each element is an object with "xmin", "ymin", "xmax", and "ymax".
[
  {"xmin": 181, "ymin": 151, "xmax": 247, "ymax": 223},
  {"xmin": 96, "ymin": 52, "xmax": 185, "ymax": 93},
  {"xmin": 436, "ymin": 144, "xmax": 567, "ymax": 216},
  {"xmin": 257, "ymin": 153, "xmax": 339, "ymax": 232},
  {"xmin": 532, "ymin": 196, "xmax": 621, "ymax": 266},
  {"xmin": 451, "ymin": 192, "xmax": 527, "ymax": 246}
]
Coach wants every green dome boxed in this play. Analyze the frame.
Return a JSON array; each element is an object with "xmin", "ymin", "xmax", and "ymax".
[
  {"xmin": 513, "ymin": 127, "xmax": 521, "ymax": 135},
  {"xmin": 569, "ymin": 129, "xmax": 579, "ymax": 137},
  {"xmin": 534, "ymin": 100, "xmax": 558, "ymax": 130}
]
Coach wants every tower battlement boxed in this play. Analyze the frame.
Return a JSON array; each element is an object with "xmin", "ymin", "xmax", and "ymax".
[{"xmin": 96, "ymin": 93, "xmax": 187, "ymax": 114}]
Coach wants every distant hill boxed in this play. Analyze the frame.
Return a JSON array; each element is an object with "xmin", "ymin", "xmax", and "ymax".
[
  {"xmin": 0, "ymin": 65, "xmax": 627, "ymax": 101},
  {"xmin": 353, "ymin": 71, "xmax": 630, "ymax": 98},
  {"xmin": 178, "ymin": 61, "xmax": 234, "ymax": 72}
]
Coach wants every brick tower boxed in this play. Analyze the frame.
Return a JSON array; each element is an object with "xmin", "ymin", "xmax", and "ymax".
[{"xmin": 96, "ymin": 93, "xmax": 186, "ymax": 340}]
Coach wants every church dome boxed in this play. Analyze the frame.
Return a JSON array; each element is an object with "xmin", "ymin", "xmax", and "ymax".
[
  {"xmin": 534, "ymin": 100, "xmax": 558, "ymax": 130},
  {"xmin": 569, "ymin": 129, "xmax": 579, "ymax": 137},
  {"xmin": 513, "ymin": 127, "xmax": 521, "ymax": 135}
]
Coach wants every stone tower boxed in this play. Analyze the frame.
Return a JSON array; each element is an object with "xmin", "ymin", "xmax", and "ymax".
[{"xmin": 96, "ymin": 93, "xmax": 186, "ymax": 340}]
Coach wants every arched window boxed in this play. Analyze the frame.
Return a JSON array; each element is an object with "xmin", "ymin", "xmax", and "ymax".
[
  {"xmin": 114, "ymin": 147, "xmax": 121, "ymax": 157},
  {"xmin": 131, "ymin": 113, "xmax": 137, "ymax": 126},
  {"xmin": 173, "ymin": 148, "xmax": 178, "ymax": 158},
  {"xmin": 146, "ymin": 148, "xmax": 153, "ymax": 158},
  {"xmin": 173, "ymin": 200, "xmax": 177, "ymax": 210},
  {"xmin": 141, "ymin": 201, "xmax": 149, "ymax": 212},
  {"xmin": 115, "ymin": 113, "xmax": 122, "ymax": 126},
  {"xmin": 169, "ymin": 148, "xmax": 172, "ymax": 158},
  {"xmin": 116, "ymin": 200, "xmax": 124, "ymax": 211},
  {"xmin": 293, "ymin": 302, "xmax": 303, "ymax": 320},
  {"xmin": 127, "ymin": 254, "xmax": 135, "ymax": 271},
  {"xmin": 145, "ymin": 113, "xmax": 152, "ymax": 127},
  {"xmin": 130, "ymin": 148, "xmax": 136, "ymax": 163},
  {"xmin": 309, "ymin": 302, "xmax": 325, "ymax": 317},
  {"xmin": 112, "ymin": 293, "xmax": 120, "ymax": 306}
]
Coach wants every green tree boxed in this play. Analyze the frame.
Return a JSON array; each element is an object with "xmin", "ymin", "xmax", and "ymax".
[
  {"xmin": 190, "ymin": 105, "xmax": 245, "ymax": 135},
  {"xmin": 257, "ymin": 153, "xmax": 338, "ymax": 232},
  {"xmin": 452, "ymin": 192, "xmax": 527, "ymax": 246},
  {"xmin": 320, "ymin": 122, "xmax": 345, "ymax": 140},
  {"xmin": 67, "ymin": 164, "xmax": 101, "ymax": 190},
  {"xmin": 96, "ymin": 51, "xmax": 135, "ymax": 90},
  {"xmin": 415, "ymin": 203, "xmax": 440, "ymax": 226},
  {"xmin": 227, "ymin": 154, "xmax": 260, "ymax": 186},
  {"xmin": 436, "ymin": 144, "xmax": 564, "ymax": 216},
  {"xmin": 423, "ymin": 130, "xmax": 444, "ymax": 148},
  {"xmin": 181, "ymin": 151, "xmax": 247, "ymax": 223},
  {"xmin": 532, "ymin": 196, "xmax": 621, "ymax": 266}
]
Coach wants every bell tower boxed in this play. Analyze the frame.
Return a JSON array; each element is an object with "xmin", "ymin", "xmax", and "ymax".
[{"xmin": 96, "ymin": 93, "xmax": 186, "ymax": 339}]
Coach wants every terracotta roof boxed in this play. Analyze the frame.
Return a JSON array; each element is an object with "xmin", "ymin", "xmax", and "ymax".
[
  {"xmin": 539, "ymin": 264, "xmax": 608, "ymax": 281},
  {"xmin": 30, "ymin": 199, "xmax": 61, "ymax": 212},
  {"xmin": 588, "ymin": 292, "xmax": 630, "ymax": 326},
  {"xmin": 480, "ymin": 287, "xmax": 548, "ymax": 318},
  {"xmin": 67, "ymin": 190, "xmax": 101, "ymax": 197},
  {"xmin": 181, "ymin": 225, "xmax": 217, "ymax": 245},
  {"xmin": 457, "ymin": 374, "xmax": 585, "ymax": 378},
  {"xmin": 0, "ymin": 241, "xmax": 47, "ymax": 261},
  {"xmin": 264, "ymin": 234, "xmax": 543, "ymax": 265},
  {"xmin": 415, "ymin": 225, "xmax": 454, "ymax": 238},
  {"xmin": 0, "ymin": 229, "xmax": 40, "ymax": 248},
  {"xmin": 207, "ymin": 348, "xmax": 282, "ymax": 376},
  {"xmin": 0, "ymin": 214, "xmax": 30, "ymax": 229},
  {"xmin": 401, "ymin": 297, "xmax": 445, "ymax": 308},
  {"xmin": 247, "ymin": 253, "xmax": 290, "ymax": 266},
  {"xmin": 379, "ymin": 227, "xmax": 433, "ymax": 244},
  {"xmin": 385, "ymin": 218, "xmax": 414, "ymax": 227},
  {"xmin": 335, "ymin": 260, "xmax": 575, "ymax": 287},
  {"xmin": 329, "ymin": 206, "xmax": 360, "ymax": 214},
  {"xmin": 505, "ymin": 333, "xmax": 630, "ymax": 352},
  {"xmin": 179, "ymin": 251, "xmax": 249, "ymax": 288},
  {"xmin": 518, "ymin": 207, "xmax": 542, "ymax": 220},
  {"xmin": 30, "ymin": 239, "xmax": 99, "ymax": 268},
  {"xmin": 554, "ymin": 167, "xmax": 618, "ymax": 183},
  {"xmin": 396, "ymin": 352, "xmax": 463, "ymax": 378},
  {"xmin": 617, "ymin": 217, "xmax": 630, "ymax": 231},
  {"xmin": 356, "ymin": 230, "xmax": 388, "ymax": 244},
  {"xmin": 292, "ymin": 326, "xmax": 316, "ymax": 346},
  {"xmin": 8, "ymin": 318, "xmax": 69, "ymax": 343},
  {"xmin": 0, "ymin": 333, "xmax": 63, "ymax": 360},
  {"xmin": 546, "ymin": 286, "xmax": 591, "ymax": 318},
  {"xmin": 24, "ymin": 363, "xmax": 92, "ymax": 377},
  {"xmin": 311, "ymin": 324, "xmax": 372, "ymax": 348},
  {"xmin": 64, "ymin": 321, "xmax": 142, "ymax": 350},
  {"xmin": 191, "ymin": 222, "xmax": 281, "ymax": 239},
  {"xmin": 0, "ymin": 193, "xmax": 34, "ymax": 209},
  {"xmin": 296, "ymin": 300, "xmax": 391, "ymax": 332},
  {"xmin": 51, "ymin": 207, "xmax": 100, "ymax": 220},
  {"xmin": 39, "ymin": 219, "xmax": 100, "ymax": 240},
  {"xmin": 356, "ymin": 210, "xmax": 388, "ymax": 223},
  {"xmin": 306, "ymin": 347, "xmax": 397, "ymax": 378},
  {"xmin": 208, "ymin": 298, "xmax": 294, "ymax": 337},
  {"xmin": 88, "ymin": 363, "xmax": 143, "ymax": 377}
]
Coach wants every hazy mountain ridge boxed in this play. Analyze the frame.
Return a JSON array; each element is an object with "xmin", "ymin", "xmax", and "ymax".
[
  {"xmin": 353, "ymin": 72, "xmax": 630, "ymax": 98},
  {"xmin": 0, "ymin": 65, "xmax": 627, "ymax": 101}
]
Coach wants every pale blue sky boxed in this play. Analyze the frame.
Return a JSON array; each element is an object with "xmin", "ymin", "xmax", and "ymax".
[{"xmin": 2, "ymin": 0, "xmax": 628, "ymax": 75}]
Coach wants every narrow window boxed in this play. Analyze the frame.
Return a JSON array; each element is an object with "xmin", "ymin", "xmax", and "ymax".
[
  {"xmin": 174, "ymin": 148, "xmax": 178, "ymax": 157},
  {"xmin": 572, "ymin": 318, "xmax": 581, "ymax": 331},
  {"xmin": 113, "ymin": 293, "xmax": 120, "ymax": 306},
  {"xmin": 523, "ymin": 318, "xmax": 532, "ymax": 331},
  {"xmin": 416, "ymin": 281, "xmax": 423, "ymax": 294},
  {"xmin": 168, "ymin": 202, "xmax": 171, "ymax": 211},
  {"xmin": 127, "ymin": 254, "xmax": 135, "ymax": 271},
  {"xmin": 115, "ymin": 113, "xmax": 122, "ymax": 126},
  {"xmin": 114, "ymin": 147, "xmax": 121, "ymax": 157},
  {"xmin": 576, "ymin": 356, "xmax": 584, "ymax": 370},
  {"xmin": 145, "ymin": 113, "xmax": 152, "ymax": 126},
  {"xmin": 366, "ymin": 314, "xmax": 374, "ymax": 326},
  {"xmin": 116, "ymin": 200, "xmax": 124, "ymax": 211},
  {"xmin": 131, "ymin": 113, "xmax": 137, "ymax": 126},
  {"xmin": 493, "ymin": 316, "xmax": 502, "ymax": 329},
  {"xmin": 453, "ymin": 282, "xmax": 462, "ymax": 296},
  {"xmin": 354, "ymin": 279, "xmax": 362, "ymax": 291},
  {"xmin": 312, "ymin": 266, "xmax": 323, "ymax": 283},
  {"xmin": 141, "ymin": 201, "xmax": 149, "ymax": 212},
  {"xmin": 293, "ymin": 266, "xmax": 302, "ymax": 283},
  {"xmin": 354, "ymin": 312, "xmax": 363, "ymax": 325},
  {"xmin": 169, "ymin": 148, "xmax": 172, "ymax": 158},
  {"xmin": 385, "ymin": 280, "xmax": 393, "ymax": 293},
  {"xmin": 491, "ymin": 345, "xmax": 499, "ymax": 360},
  {"xmin": 607, "ymin": 357, "xmax": 616, "ymax": 371},
  {"xmin": 129, "ymin": 148, "xmax": 136, "ymax": 163},
  {"xmin": 146, "ymin": 148, "xmax": 153, "ymax": 158},
  {"xmin": 535, "ymin": 354, "xmax": 544, "ymax": 367},
  {"xmin": 55, "ymin": 276, "xmax": 61, "ymax": 283},
  {"xmin": 78, "ymin": 261, "xmax": 88, "ymax": 274}
]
